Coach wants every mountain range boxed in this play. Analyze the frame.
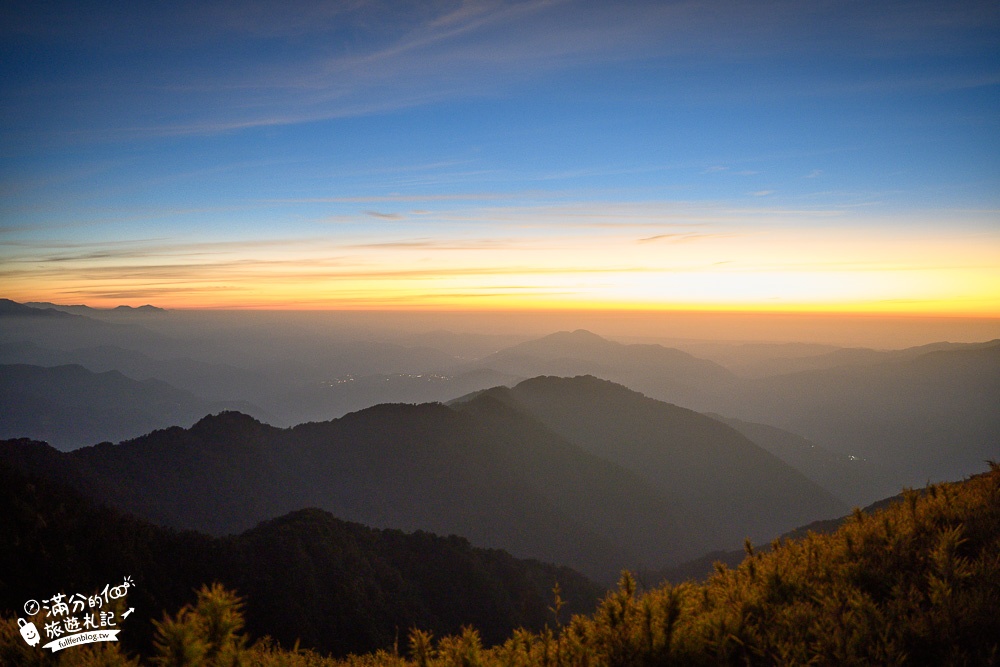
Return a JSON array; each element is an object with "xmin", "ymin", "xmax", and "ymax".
[
  {"xmin": 1, "ymin": 456, "xmax": 601, "ymax": 657},
  {"xmin": 3, "ymin": 298, "xmax": 997, "ymax": 661},
  {"xmin": 468, "ymin": 329, "xmax": 1000, "ymax": 503},
  {"xmin": 24, "ymin": 301, "xmax": 167, "ymax": 317},
  {"xmin": 453, "ymin": 376, "xmax": 845, "ymax": 541},
  {"xmin": 2, "ymin": 298, "xmax": 997, "ymax": 506},
  {"xmin": 0, "ymin": 376, "xmax": 846, "ymax": 583},
  {"xmin": 470, "ymin": 329, "xmax": 735, "ymax": 409},
  {"xmin": 0, "ymin": 363, "xmax": 265, "ymax": 447},
  {"xmin": 698, "ymin": 340, "xmax": 1000, "ymax": 498}
]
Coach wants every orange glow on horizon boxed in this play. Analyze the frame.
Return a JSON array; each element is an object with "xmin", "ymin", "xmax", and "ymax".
[
  {"xmin": 8, "ymin": 288, "xmax": 999, "ymax": 318},
  {"xmin": 5, "ymin": 215, "xmax": 997, "ymax": 317}
]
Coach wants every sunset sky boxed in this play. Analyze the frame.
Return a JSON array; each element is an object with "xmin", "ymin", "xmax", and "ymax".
[{"xmin": 2, "ymin": 0, "xmax": 998, "ymax": 314}]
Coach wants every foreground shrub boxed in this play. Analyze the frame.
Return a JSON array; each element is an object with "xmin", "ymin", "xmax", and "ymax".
[{"xmin": 4, "ymin": 465, "xmax": 999, "ymax": 665}]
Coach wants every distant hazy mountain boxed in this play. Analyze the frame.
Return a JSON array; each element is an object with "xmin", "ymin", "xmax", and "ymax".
[
  {"xmin": 0, "ymin": 299, "xmax": 170, "ymax": 351},
  {"xmin": 391, "ymin": 329, "xmax": 531, "ymax": 360},
  {"xmin": 270, "ymin": 367, "xmax": 524, "ymax": 425},
  {"xmin": 1, "ymin": 300, "xmax": 518, "ymax": 427},
  {"xmin": 1, "ymin": 457, "xmax": 602, "ymax": 657},
  {"xmin": 24, "ymin": 301, "xmax": 167, "ymax": 317},
  {"xmin": 706, "ymin": 413, "xmax": 875, "ymax": 505},
  {"xmin": 474, "ymin": 329, "xmax": 735, "ymax": 408},
  {"xmin": 0, "ymin": 340, "xmax": 272, "ymax": 403},
  {"xmin": 0, "ymin": 363, "xmax": 267, "ymax": 448},
  {"xmin": 0, "ymin": 298, "xmax": 78, "ymax": 318},
  {"xmin": 668, "ymin": 341, "xmax": 844, "ymax": 378},
  {"xmin": 461, "ymin": 376, "xmax": 847, "ymax": 543},
  {"xmin": 699, "ymin": 341, "xmax": 1000, "ymax": 498},
  {"xmin": 0, "ymin": 340, "xmax": 520, "ymax": 428},
  {"xmin": 222, "ymin": 338, "xmax": 473, "ymax": 423},
  {"xmin": 552, "ymin": 330, "xmax": 1000, "ymax": 504},
  {"xmin": 685, "ymin": 338, "xmax": 1000, "ymax": 378},
  {"xmin": 0, "ymin": 338, "xmax": 517, "ymax": 418}
]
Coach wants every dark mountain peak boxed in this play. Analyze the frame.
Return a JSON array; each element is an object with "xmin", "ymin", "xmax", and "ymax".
[
  {"xmin": 509, "ymin": 374, "xmax": 677, "ymax": 418},
  {"xmin": 289, "ymin": 401, "xmax": 461, "ymax": 443},
  {"xmin": 453, "ymin": 386, "xmax": 526, "ymax": 418},
  {"xmin": 193, "ymin": 410, "xmax": 267, "ymax": 428},
  {"xmin": 190, "ymin": 411, "xmax": 274, "ymax": 439},
  {"xmin": 344, "ymin": 400, "xmax": 453, "ymax": 422},
  {"xmin": 514, "ymin": 374, "xmax": 636, "ymax": 397},
  {"xmin": 465, "ymin": 384, "xmax": 518, "ymax": 403},
  {"xmin": 443, "ymin": 384, "xmax": 519, "ymax": 409},
  {"xmin": 246, "ymin": 506, "xmax": 349, "ymax": 534},
  {"xmin": 0, "ymin": 437, "xmax": 59, "ymax": 459}
]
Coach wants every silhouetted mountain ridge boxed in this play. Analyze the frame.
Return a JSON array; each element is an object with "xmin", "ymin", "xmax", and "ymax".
[
  {"xmin": 465, "ymin": 375, "xmax": 846, "ymax": 541},
  {"xmin": 698, "ymin": 341, "xmax": 1000, "ymax": 497},
  {"xmin": 0, "ymin": 375, "xmax": 846, "ymax": 582},
  {"xmin": 473, "ymin": 330, "xmax": 735, "ymax": 408},
  {"xmin": 24, "ymin": 301, "xmax": 167, "ymax": 316},
  {"xmin": 0, "ymin": 298, "xmax": 78, "ymax": 318},
  {"xmin": 0, "ymin": 457, "xmax": 602, "ymax": 657},
  {"xmin": 3, "ymin": 298, "xmax": 993, "ymax": 506}
]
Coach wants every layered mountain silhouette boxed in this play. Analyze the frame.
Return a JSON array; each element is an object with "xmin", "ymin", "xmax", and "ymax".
[
  {"xmin": 268, "ymin": 367, "xmax": 522, "ymax": 426},
  {"xmin": 3, "ymin": 298, "xmax": 994, "ymax": 508},
  {"xmin": 456, "ymin": 376, "xmax": 846, "ymax": 542},
  {"xmin": 24, "ymin": 301, "xmax": 167, "ymax": 317},
  {"xmin": 699, "ymin": 341, "xmax": 1000, "ymax": 498},
  {"xmin": 0, "ymin": 363, "xmax": 266, "ymax": 448},
  {"xmin": 0, "ymin": 458, "xmax": 601, "ymax": 656},
  {"xmin": 477, "ymin": 328, "xmax": 998, "ymax": 505},
  {"xmin": 0, "ymin": 299, "xmax": 170, "ymax": 351},
  {"xmin": 691, "ymin": 338, "xmax": 1000, "ymax": 378},
  {"xmin": 0, "ymin": 341, "xmax": 269, "ymax": 404},
  {"xmin": 0, "ymin": 298, "xmax": 78, "ymax": 318},
  {"xmin": 473, "ymin": 329, "xmax": 734, "ymax": 408},
  {"xmin": 706, "ymin": 413, "xmax": 873, "ymax": 505},
  {"xmin": 0, "ymin": 376, "xmax": 845, "ymax": 582}
]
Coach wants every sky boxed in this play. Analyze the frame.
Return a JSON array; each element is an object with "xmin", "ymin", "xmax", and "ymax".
[{"xmin": 1, "ymin": 0, "xmax": 999, "ymax": 315}]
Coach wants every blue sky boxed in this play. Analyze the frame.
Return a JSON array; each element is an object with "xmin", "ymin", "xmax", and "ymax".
[{"xmin": 2, "ymin": 0, "xmax": 998, "ymax": 311}]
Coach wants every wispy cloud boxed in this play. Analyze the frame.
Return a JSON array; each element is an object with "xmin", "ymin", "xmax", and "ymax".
[
  {"xmin": 17, "ymin": 0, "xmax": 992, "ymax": 142},
  {"xmin": 637, "ymin": 232, "xmax": 732, "ymax": 244},
  {"xmin": 339, "ymin": 199, "xmax": 851, "ymax": 231},
  {"xmin": 0, "ymin": 237, "xmax": 327, "ymax": 267},
  {"xmin": 274, "ymin": 193, "xmax": 525, "ymax": 204},
  {"xmin": 364, "ymin": 210, "xmax": 406, "ymax": 220}
]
